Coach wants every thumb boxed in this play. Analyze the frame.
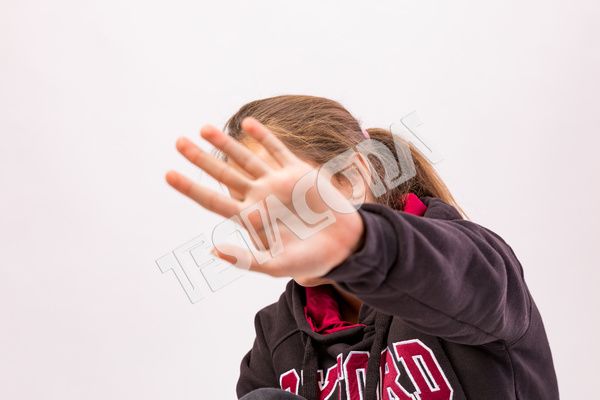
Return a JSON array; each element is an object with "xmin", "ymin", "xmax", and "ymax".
[{"xmin": 211, "ymin": 243, "xmax": 255, "ymax": 272}]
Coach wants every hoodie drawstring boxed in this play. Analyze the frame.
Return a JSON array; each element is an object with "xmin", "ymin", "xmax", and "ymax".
[
  {"xmin": 299, "ymin": 331, "xmax": 319, "ymax": 400},
  {"xmin": 364, "ymin": 312, "xmax": 393, "ymax": 400},
  {"xmin": 300, "ymin": 312, "xmax": 392, "ymax": 400}
]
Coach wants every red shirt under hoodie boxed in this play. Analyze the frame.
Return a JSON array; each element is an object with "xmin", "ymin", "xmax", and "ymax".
[{"xmin": 236, "ymin": 195, "xmax": 559, "ymax": 400}]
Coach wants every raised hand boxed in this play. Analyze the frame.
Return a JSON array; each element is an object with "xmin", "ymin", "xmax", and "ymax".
[{"xmin": 165, "ymin": 117, "xmax": 365, "ymax": 284}]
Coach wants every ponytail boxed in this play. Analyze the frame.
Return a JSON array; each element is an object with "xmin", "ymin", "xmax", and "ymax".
[{"xmin": 364, "ymin": 128, "xmax": 469, "ymax": 219}]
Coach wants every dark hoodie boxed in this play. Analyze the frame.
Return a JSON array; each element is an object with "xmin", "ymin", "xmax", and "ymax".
[{"xmin": 236, "ymin": 196, "xmax": 559, "ymax": 399}]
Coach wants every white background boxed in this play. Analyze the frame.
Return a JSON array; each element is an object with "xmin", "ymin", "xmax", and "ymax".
[{"xmin": 1, "ymin": 1, "xmax": 599, "ymax": 398}]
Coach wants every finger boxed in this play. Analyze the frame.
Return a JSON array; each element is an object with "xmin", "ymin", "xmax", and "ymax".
[
  {"xmin": 175, "ymin": 137, "xmax": 251, "ymax": 194},
  {"xmin": 165, "ymin": 170, "xmax": 239, "ymax": 218},
  {"xmin": 200, "ymin": 125, "xmax": 270, "ymax": 179},
  {"xmin": 241, "ymin": 117, "xmax": 298, "ymax": 166}
]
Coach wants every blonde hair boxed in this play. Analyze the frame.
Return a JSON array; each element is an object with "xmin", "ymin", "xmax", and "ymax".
[{"xmin": 221, "ymin": 94, "xmax": 467, "ymax": 219}]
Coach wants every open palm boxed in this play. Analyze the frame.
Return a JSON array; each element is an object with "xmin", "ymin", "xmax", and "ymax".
[{"xmin": 165, "ymin": 117, "xmax": 364, "ymax": 283}]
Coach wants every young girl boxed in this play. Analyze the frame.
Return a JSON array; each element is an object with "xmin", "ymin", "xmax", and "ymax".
[{"xmin": 165, "ymin": 95, "xmax": 559, "ymax": 400}]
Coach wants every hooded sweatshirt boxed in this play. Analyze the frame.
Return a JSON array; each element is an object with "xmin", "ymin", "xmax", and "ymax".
[{"xmin": 236, "ymin": 195, "xmax": 559, "ymax": 400}]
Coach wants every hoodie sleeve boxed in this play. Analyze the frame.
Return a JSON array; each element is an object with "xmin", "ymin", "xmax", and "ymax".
[
  {"xmin": 322, "ymin": 200, "xmax": 531, "ymax": 346},
  {"xmin": 236, "ymin": 311, "xmax": 279, "ymax": 398}
]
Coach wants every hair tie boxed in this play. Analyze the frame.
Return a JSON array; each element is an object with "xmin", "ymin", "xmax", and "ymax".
[{"xmin": 361, "ymin": 128, "xmax": 370, "ymax": 139}]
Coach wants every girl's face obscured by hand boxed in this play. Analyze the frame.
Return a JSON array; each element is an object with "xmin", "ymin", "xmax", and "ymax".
[
  {"xmin": 225, "ymin": 136, "xmax": 372, "ymax": 288},
  {"xmin": 227, "ymin": 138, "xmax": 375, "ymax": 206}
]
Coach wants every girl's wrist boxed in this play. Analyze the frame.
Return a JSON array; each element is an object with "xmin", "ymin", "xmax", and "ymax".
[{"xmin": 324, "ymin": 211, "xmax": 365, "ymax": 275}]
